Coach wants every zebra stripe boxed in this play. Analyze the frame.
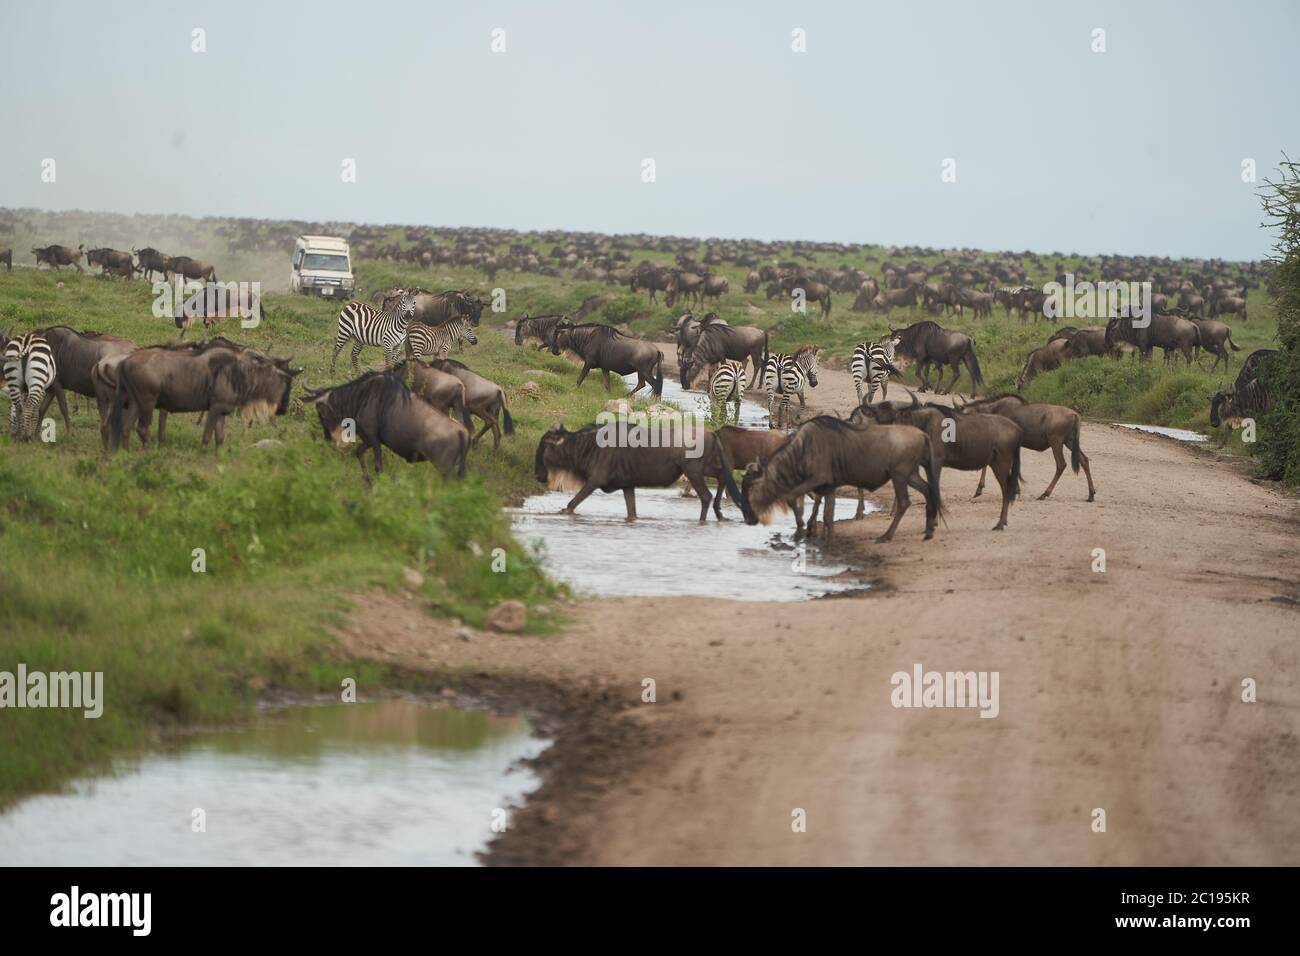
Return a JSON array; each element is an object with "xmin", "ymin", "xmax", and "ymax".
[
  {"xmin": 763, "ymin": 345, "xmax": 819, "ymax": 429},
  {"xmin": 708, "ymin": 359, "xmax": 746, "ymax": 422},
  {"xmin": 406, "ymin": 317, "xmax": 479, "ymax": 360},
  {"xmin": 331, "ymin": 295, "xmax": 416, "ymax": 372},
  {"xmin": 852, "ymin": 335, "xmax": 899, "ymax": 405},
  {"xmin": 3, "ymin": 332, "xmax": 56, "ymax": 441}
]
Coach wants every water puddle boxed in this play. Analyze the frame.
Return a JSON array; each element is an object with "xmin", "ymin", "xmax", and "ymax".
[
  {"xmin": 0, "ymin": 699, "xmax": 547, "ymax": 866},
  {"xmin": 511, "ymin": 371, "xmax": 871, "ymax": 602},
  {"xmin": 1112, "ymin": 423, "xmax": 1207, "ymax": 443}
]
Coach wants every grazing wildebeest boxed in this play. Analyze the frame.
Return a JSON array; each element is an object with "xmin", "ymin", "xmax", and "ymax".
[
  {"xmin": 1208, "ymin": 295, "xmax": 1248, "ymax": 322},
  {"xmin": 856, "ymin": 395, "xmax": 1022, "ymax": 531},
  {"xmin": 175, "ymin": 283, "xmax": 264, "ymax": 339},
  {"xmin": 666, "ymin": 270, "xmax": 706, "ymax": 309},
  {"xmin": 423, "ymin": 358, "xmax": 515, "ymax": 449},
  {"xmin": 32, "ymin": 326, "xmax": 136, "ymax": 435},
  {"xmin": 547, "ymin": 321, "xmax": 663, "ymax": 396},
  {"xmin": 680, "ymin": 318, "xmax": 768, "ymax": 388},
  {"xmin": 890, "ymin": 320, "xmax": 984, "ymax": 394},
  {"xmin": 32, "ymin": 244, "xmax": 84, "ymax": 273},
  {"xmin": 533, "ymin": 421, "xmax": 753, "ymax": 523},
  {"xmin": 134, "ymin": 247, "xmax": 170, "ymax": 281},
  {"xmin": 302, "ymin": 371, "xmax": 469, "ymax": 482},
  {"xmin": 712, "ymin": 425, "xmax": 807, "ymax": 531},
  {"xmin": 780, "ymin": 274, "xmax": 832, "ymax": 317},
  {"xmin": 513, "ymin": 313, "xmax": 568, "ymax": 349},
  {"xmin": 872, "ymin": 285, "xmax": 919, "ymax": 315},
  {"xmin": 110, "ymin": 341, "xmax": 300, "ymax": 452},
  {"xmin": 744, "ymin": 270, "xmax": 762, "ymax": 293},
  {"xmin": 1063, "ymin": 327, "xmax": 1109, "ymax": 359},
  {"xmin": 85, "ymin": 248, "xmax": 136, "ymax": 278},
  {"xmin": 1014, "ymin": 338, "xmax": 1072, "ymax": 390},
  {"xmin": 741, "ymin": 416, "xmax": 941, "ymax": 542},
  {"xmin": 385, "ymin": 289, "xmax": 485, "ymax": 329},
  {"xmin": 0, "ymin": 247, "xmax": 11, "ymax": 271},
  {"xmin": 1104, "ymin": 313, "xmax": 1200, "ymax": 365},
  {"xmin": 700, "ymin": 272, "xmax": 730, "ymax": 304},
  {"xmin": 1187, "ymin": 317, "xmax": 1241, "ymax": 372},
  {"xmin": 1209, "ymin": 349, "xmax": 1277, "ymax": 429},
  {"xmin": 166, "ymin": 256, "xmax": 218, "ymax": 283},
  {"xmin": 398, "ymin": 360, "xmax": 474, "ymax": 431},
  {"xmin": 962, "ymin": 394, "xmax": 1096, "ymax": 501}
]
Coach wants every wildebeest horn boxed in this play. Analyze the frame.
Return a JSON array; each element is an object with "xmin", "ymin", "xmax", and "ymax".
[{"xmin": 905, "ymin": 388, "xmax": 920, "ymax": 408}]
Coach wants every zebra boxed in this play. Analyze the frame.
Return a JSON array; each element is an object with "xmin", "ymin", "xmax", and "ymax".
[
  {"xmin": 331, "ymin": 294, "xmax": 417, "ymax": 372},
  {"xmin": 762, "ymin": 344, "xmax": 819, "ymax": 429},
  {"xmin": 405, "ymin": 317, "xmax": 479, "ymax": 360},
  {"xmin": 3, "ymin": 331, "xmax": 57, "ymax": 441},
  {"xmin": 708, "ymin": 359, "xmax": 746, "ymax": 423},
  {"xmin": 852, "ymin": 334, "xmax": 900, "ymax": 405}
]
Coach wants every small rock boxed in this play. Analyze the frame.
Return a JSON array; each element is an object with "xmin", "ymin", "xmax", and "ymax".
[
  {"xmin": 253, "ymin": 439, "xmax": 284, "ymax": 449},
  {"xmin": 520, "ymin": 381, "xmax": 543, "ymax": 399},
  {"xmin": 456, "ymin": 627, "xmax": 475, "ymax": 642},
  {"xmin": 485, "ymin": 599, "xmax": 527, "ymax": 633},
  {"xmin": 402, "ymin": 566, "xmax": 424, "ymax": 591}
]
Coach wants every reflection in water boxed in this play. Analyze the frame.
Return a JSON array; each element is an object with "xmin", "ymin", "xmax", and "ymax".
[
  {"xmin": 516, "ymin": 373, "xmax": 869, "ymax": 601},
  {"xmin": 0, "ymin": 700, "xmax": 547, "ymax": 866}
]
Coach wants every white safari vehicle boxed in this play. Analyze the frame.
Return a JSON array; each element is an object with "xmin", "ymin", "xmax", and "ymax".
[{"xmin": 290, "ymin": 235, "xmax": 355, "ymax": 298}]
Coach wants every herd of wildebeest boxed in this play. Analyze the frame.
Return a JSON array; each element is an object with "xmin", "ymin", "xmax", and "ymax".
[{"xmin": 0, "ymin": 215, "xmax": 1280, "ymax": 545}]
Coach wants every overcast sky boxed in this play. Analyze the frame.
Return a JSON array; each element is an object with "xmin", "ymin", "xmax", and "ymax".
[{"xmin": 1, "ymin": 0, "xmax": 1296, "ymax": 259}]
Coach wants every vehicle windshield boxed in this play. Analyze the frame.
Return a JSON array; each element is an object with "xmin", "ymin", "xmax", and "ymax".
[{"xmin": 302, "ymin": 253, "xmax": 349, "ymax": 272}]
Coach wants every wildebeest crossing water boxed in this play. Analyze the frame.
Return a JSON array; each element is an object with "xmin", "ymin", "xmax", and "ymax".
[
  {"xmin": 0, "ymin": 700, "xmax": 546, "ymax": 866},
  {"xmin": 510, "ymin": 373, "xmax": 874, "ymax": 601}
]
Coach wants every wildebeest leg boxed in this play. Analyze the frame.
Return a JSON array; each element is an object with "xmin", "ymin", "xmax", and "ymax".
[
  {"xmin": 685, "ymin": 470, "xmax": 713, "ymax": 522},
  {"xmin": 806, "ymin": 492, "xmax": 823, "ymax": 535},
  {"xmin": 562, "ymin": 480, "xmax": 600, "ymax": 514},
  {"xmin": 575, "ymin": 363, "xmax": 592, "ymax": 387},
  {"xmin": 354, "ymin": 442, "xmax": 374, "ymax": 487},
  {"xmin": 1078, "ymin": 448, "xmax": 1097, "ymax": 502},
  {"xmin": 854, "ymin": 489, "xmax": 866, "ymax": 519},
  {"xmin": 791, "ymin": 495, "xmax": 805, "ymax": 534},
  {"xmin": 1040, "ymin": 442, "xmax": 1068, "ymax": 499},
  {"xmin": 602, "ymin": 369, "xmax": 612, "ymax": 391},
  {"xmin": 39, "ymin": 384, "xmax": 72, "ymax": 432},
  {"xmin": 877, "ymin": 476, "xmax": 910, "ymax": 543},
  {"xmin": 822, "ymin": 491, "xmax": 835, "ymax": 542},
  {"xmin": 158, "ymin": 410, "xmax": 169, "ymax": 446},
  {"xmin": 993, "ymin": 459, "xmax": 1011, "ymax": 530},
  {"xmin": 623, "ymin": 487, "xmax": 638, "ymax": 522},
  {"xmin": 974, "ymin": 465, "xmax": 987, "ymax": 498}
]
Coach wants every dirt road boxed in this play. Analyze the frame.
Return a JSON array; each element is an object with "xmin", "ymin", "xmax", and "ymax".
[{"xmin": 347, "ymin": 351, "xmax": 1300, "ymax": 865}]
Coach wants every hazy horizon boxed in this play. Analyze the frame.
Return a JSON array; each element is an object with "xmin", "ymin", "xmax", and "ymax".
[{"xmin": 2, "ymin": 0, "xmax": 1296, "ymax": 261}]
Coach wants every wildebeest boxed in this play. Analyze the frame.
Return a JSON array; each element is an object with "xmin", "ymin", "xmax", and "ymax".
[
  {"xmin": 32, "ymin": 245, "xmax": 84, "ymax": 273},
  {"xmin": 1209, "ymin": 349, "xmax": 1277, "ymax": 429},
  {"xmin": 680, "ymin": 318, "xmax": 768, "ymax": 389},
  {"xmin": 856, "ymin": 395, "xmax": 1022, "ymax": 530},
  {"xmin": 32, "ymin": 326, "xmax": 136, "ymax": 435},
  {"xmin": 547, "ymin": 321, "xmax": 663, "ymax": 396},
  {"xmin": 513, "ymin": 313, "xmax": 568, "ymax": 349},
  {"xmin": 779, "ymin": 274, "xmax": 832, "ymax": 317},
  {"xmin": 110, "ymin": 341, "xmax": 300, "ymax": 452},
  {"xmin": 302, "ymin": 370, "xmax": 469, "ymax": 482},
  {"xmin": 167, "ymin": 256, "xmax": 218, "ymax": 283},
  {"xmin": 1014, "ymin": 338, "xmax": 1072, "ymax": 390},
  {"xmin": 134, "ymin": 247, "xmax": 170, "ymax": 281},
  {"xmin": 384, "ymin": 289, "xmax": 485, "ymax": 329},
  {"xmin": 0, "ymin": 247, "xmax": 11, "ymax": 272},
  {"xmin": 871, "ymin": 285, "xmax": 920, "ymax": 314},
  {"xmin": 1063, "ymin": 327, "xmax": 1109, "ymax": 359},
  {"xmin": 1104, "ymin": 313, "xmax": 1200, "ymax": 365},
  {"xmin": 890, "ymin": 320, "xmax": 984, "ymax": 395},
  {"xmin": 398, "ymin": 360, "xmax": 474, "ymax": 431},
  {"xmin": 85, "ymin": 248, "xmax": 137, "ymax": 278},
  {"xmin": 712, "ymin": 424, "xmax": 807, "ymax": 531},
  {"xmin": 175, "ymin": 283, "xmax": 264, "ymax": 339},
  {"xmin": 700, "ymin": 272, "xmax": 730, "ymax": 304},
  {"xmin": 961, "ymin": 394, "xmax": 1096, "ymax": 501},
  {"xmin": 533, "ymin": 421, "xmax": 754, "ymax": 522},
  {"xmin": 1186, "ymin": 317, "xmax": 1241, "ymax": 372},
  {"xmin": 1208, "ymin": 295, "xmax": 1248, "ymax": 322},
  {"xmin": 423, "ymin": 358, "xmax": 515, "ymax": 449},
  {"xmin": 665, "ymin": 270, "xmax": 706, "ymax": 309},
  {"xmin": 741, "ymin": 416, "xmax": 941, "ymax": 542}
]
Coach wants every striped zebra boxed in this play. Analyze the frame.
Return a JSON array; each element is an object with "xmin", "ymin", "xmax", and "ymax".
[
  {"xmin": 762, "ymin": 344, "xmax": 819, "ymax": 429},
  {"xmin": 3, "ymin": 331, "xmax": 57, "ymax": 441},
  {"xmin": 852, "ymin": 334, "xmax": 900, "ymax": 405},
  {"xmin": 708, "ymin": 359, "xmax": 746, "ymax": 423},
  {"xmin": 405, "ymin": 317, "xmax": 479, "ymax": 360},
  {"xmin": 331, "ymin": 294, "xmax": 417, "ymax": 372}
]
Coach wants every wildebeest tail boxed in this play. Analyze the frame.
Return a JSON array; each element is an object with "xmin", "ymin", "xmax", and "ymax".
[
  {"xmin": 1009, "ymin": 443, "xmax": 1022, "ymax": 499},
  {"xmin": 108, "ymin": 373, "xmax": 127, "ymax": 451},
  {"xmin": 456, "ymin": 430, "xmax": 469, "ymax": 478},
  {"xmin": 652, "ymin": 353, "xmax": 663, "ymax": 397},
  {"xmin": 1227, "ymin": 330, "xmax": 1241, "ymax": 351},
  {"xmin": 924, "ymin": 436, "xmax": 943, "ymax": 522},
  {"xmin": 1070, "ymin": 419, "xmax": 1082, "ymax": 473},
  {"xmin": 501, "ymin": 398, "xmax": 515, "ymax": 436},
  {"xmin": 966, "ymin": 346, "xmax": 984, "ymax": 388}
]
